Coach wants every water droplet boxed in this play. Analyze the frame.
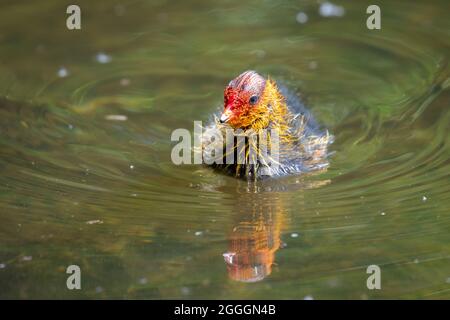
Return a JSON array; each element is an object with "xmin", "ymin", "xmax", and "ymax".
[
  {"xmin": 319, "ymin": 2, "xmax": 345, "ymax": 17},
  {"xmin": 95, "ymin": 52, "xmax": 112, "ymax": 64},
  {"xmin": 296, "ymin": 12, "xmax": 308, "ymax": 24},
  {"xmin": 57, "ymin": 67, "xmax": 69, "ymax": 78}
]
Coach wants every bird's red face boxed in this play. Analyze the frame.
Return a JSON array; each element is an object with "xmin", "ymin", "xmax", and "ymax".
[{"xmin": 220, "ymin": 71, "xmax": 266, "ymax": 129}]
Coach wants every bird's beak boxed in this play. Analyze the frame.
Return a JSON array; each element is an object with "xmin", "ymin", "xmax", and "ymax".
[{"xmin": 219, "ymin": 109, "xmax": 233, "ymax": 124}]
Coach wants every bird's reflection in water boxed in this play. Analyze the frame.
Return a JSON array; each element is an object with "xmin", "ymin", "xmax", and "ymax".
[
  {"xmin": 223, "ymin": 192, "xmax": 284, "ymax": 282},
  {"xmin": 223, "ymin": 177, "xmax": 330, "ymax": 282}
]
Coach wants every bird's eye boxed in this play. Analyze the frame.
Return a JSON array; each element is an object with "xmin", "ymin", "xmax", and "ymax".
[{"xmin": 249, "ymin": 95, "xmax": 258, "ymax": 105}]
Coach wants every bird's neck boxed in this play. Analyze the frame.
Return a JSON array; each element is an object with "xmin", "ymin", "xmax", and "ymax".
[{"xmin": 252, "ymin": 79, "xmax": 291, "ymax": 134}]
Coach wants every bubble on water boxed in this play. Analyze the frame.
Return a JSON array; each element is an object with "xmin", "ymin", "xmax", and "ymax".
[
  {"xmin": 296, "ymin": 12, "xmax": 308, "ymax": 24},
  {"xmin": 308, "ymin": 61, "xmax": 318, "ymax": 70},
  {"xmin": 414, "ymin": 258, "xmax": 419, "ymax": 264},
  {"xmin": 0, "ymin": 263, "xmax": 6, "ymax": 269},
  {"xmin": 68, "ymin": 124, "xmax": 74, "ymax": 130},
  {"xmin": 446, "ymin": 277, "xmax": 450, "ymax": 284},
  {"xmin": 290, "ymin": 232, "xmax": 299, "ymax": 238},
  {"xmin": 138, "ymin": 277, "xmax": 148, "ymax": 285},
  {"xmin": 380, "ymin": 212, "xmax": 386, "ymax": 216},
  {"xmin": 422, "ymin": 196, "xmax": 427, "ymax": 202},
  {"xmin": 86, "ymin": 220, "xmax": 103, "ymax": 225},
  {"xmin": 129, "ymin": 164, "xmax": 134, "ymax": 169},
  {"xmin": 304, "ymin": 295, "xmax": 314, "ymax": 300},
  {"xmin": 195, "ymin": 231, "xmax": 203, "ymax": 236},
  {"xmin": 180, "ymin": 286, "xmax": 191, "ymax": 295},
  {"xmin": 95, "ymin": 52, "xmax": 112, "ymax": 64},
  {"xmin": 95, "ymin": 286, "xmax": 104, "ymax": 293},
  {"xmin": 57, "ymin": 67, "xmax": 69, "ymax": 78},
  {"xmin": 251, "ymin": 49, "xmax": 266, "ymax": 59},
  {"xmin": 22, "ymin": 256, "xmax": 32, "ymax": 261},
  {"xmin": 319, "ymin": 2, "xmax": 345, "ymax": 17},
  {"xmin": 105, "ymin": 114, "xmax": 128, "ymax": 121},
  {"xmin": 120, "ymin": 78, "xmax": 131, "ymax": 86}
]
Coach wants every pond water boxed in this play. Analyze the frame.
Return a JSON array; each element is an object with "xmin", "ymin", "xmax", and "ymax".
[{"xmin": 0, "ymin": 0, "xmax": 449, "ymax": 299}]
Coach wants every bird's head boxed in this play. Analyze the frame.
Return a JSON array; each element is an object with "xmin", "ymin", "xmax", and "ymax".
[{"xmin": 220, "ymin": 70, "xmax": 275, "ymax": 130}]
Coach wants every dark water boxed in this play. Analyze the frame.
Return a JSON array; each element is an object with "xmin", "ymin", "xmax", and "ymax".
[{"xmin": 0, "ymin": 0, "xmax": 449, "ymax": 299}]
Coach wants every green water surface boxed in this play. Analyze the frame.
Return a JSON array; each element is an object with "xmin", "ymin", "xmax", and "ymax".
[{"xmin": 0, "ymin": 0, "xmax": 449, "ymax": 299}]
